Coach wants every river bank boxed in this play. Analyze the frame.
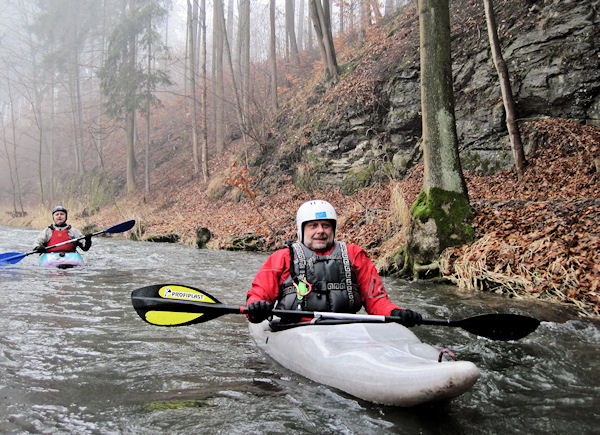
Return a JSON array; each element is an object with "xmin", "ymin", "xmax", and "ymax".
[{"xmin": 2, "ymin": 119, "xmax": 598, "ymax": 318}]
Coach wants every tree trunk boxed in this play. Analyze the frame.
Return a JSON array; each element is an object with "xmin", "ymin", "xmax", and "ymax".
[
  {"xmin": 126, "ymin": 0, "xmax": 137, "ymax": 193},
  {"xmin": 188, "ymin": 0, "xmax": 200, "ymax": 174},
  {"xmin": 339, "ymin": 0, "xmax": 345, "ymax": 35},
  {"xmin": 361, "ymin": 0, "xmax": 371, "ymax": 41},
  {"xmin": 27, "ymin": 38, "xmax": 45, "ymax": 205},
  {"xmin": 286, "ymin": 0, "xmax": 301, "ymax": 65},
  {"xmin": 385, "ymin": 0, "xmax": 396, "ymax": 15},
  {"xmin": 68, "ymin": 71, "xmax": 82, "ymax": 175},
  {"xmin": 183, "ymin": 1, "xmax": 189, "ymax": 111},
  {"xmin": 1, "ymin": 105, "xmax": 18, "ymax": 215},
  {"xmin": 370, "ymin": 0, "xmax": 383, "ymax": 22},
  {"xmin": 74, "ymin": 50, "xmax": 86, "ymax": 175},
  {"xmin": 214, "ymin": 0, "xmax": 225, "ymax": 154},
  {"xmin": 239, "ymin": 0, "xmax": 250, "ymax": 116},
  {"xmin": 270, "ymin": 0, "xmax": 279, "ymax": 110},
  {"xmin": 298, "ymin": 0, "xmax": 305, "ymax": 50},
  {"xmin": 145, "ymin": 13, "xmax": 153, "ymax": 192},
  {"xmin": 321, "ymin": 0, "xmax": 338, "ymax": 75},
  {"xmin": 227, "ymin": 0, "xmax": 234, "ymax": 57},
  {"xmin": 126, "ymin": 109, "xmax": 136, "ymax": 193},
  {"xmin": 306, "ymin": 2, "xmax": 313, "ymax": 49},
  {"xmin": 220, "ymin": 0, "xmax": 245, "ymax": 140},
  {"xmin": 314, "ymin": 0, "xmax": 338, "ymax": 81},
  {"xmin": 7, "ymin": 80, "xmax": 25, "ymax": 215},
  {"xmin": 309, "ymin": 0, "xmax": 339, "ymax": 82},
  {"xmin": 309, "ymin": 1, "xmax": 328, "ymax": 72},
  {"xmin": 49, "ymin": 67, "xmax": 56, "ymax": 205},
  {"xmin": 404, "ymin": 0, "xmax": 473, "ymax": 275},
  {"xmin": 200, "ymin": 0, "xmax": 209, "ymax": 181},
  {"xmin": 483, "ymin": 0, "xmax": 526, "ymax": 179}
]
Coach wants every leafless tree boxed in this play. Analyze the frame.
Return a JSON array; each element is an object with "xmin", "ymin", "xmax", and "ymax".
[
  {"xmin": 483, "ymin": 0, "xmax": 526, "ymax": 178},
  {"xmin": 309, "ymin": 0, "xmax": 339, "ymax": 82},
  {"xmin": 270, "ymin": 0, "xmax": 279, "ymax": 110}
]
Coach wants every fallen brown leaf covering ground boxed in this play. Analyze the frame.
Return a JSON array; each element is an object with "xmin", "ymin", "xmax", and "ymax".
[
  {"xmin": 447, "ymin": 119, "xmax": 600, "ymax": 317},
  {"xmin": 86, "ymin": 118, "xmax": 599, "ymax": 318}
]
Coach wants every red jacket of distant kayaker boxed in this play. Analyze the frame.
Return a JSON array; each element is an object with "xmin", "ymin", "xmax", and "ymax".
[
  {"xmin": 46, "ymin": 226, "xmax": 76, "ymax": 252},
  {"xmin": 247, "ymin": 243, "xmax": 401, "ymax": 316}
]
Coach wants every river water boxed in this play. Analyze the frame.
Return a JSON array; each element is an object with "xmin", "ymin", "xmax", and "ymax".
[{"xmin": 0, "ymin": 225, "xmax": 598, "ymax": 434}]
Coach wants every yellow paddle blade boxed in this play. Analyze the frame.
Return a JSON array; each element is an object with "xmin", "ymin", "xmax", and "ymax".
[
  {"xmin": 144, "ymin": 310, "xmax": 204, "ymax": 326},
  {"xmin": 132, "ymin": 284, "xmax": 224, "ymax": 327}
]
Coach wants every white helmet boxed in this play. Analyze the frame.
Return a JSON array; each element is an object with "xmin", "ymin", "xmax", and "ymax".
[{"xmin": 296, "ymin": 200, "xmax": 337, "ymax": 243}]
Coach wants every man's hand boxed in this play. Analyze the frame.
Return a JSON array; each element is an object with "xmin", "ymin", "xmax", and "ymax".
[
  {"xmin": 81, "ymin": 234, "xmax": 93, "ymax": 251},
  {"xmin": 391, "ymin": 309, "xmax": 423, "ymax": 327},
  {"xmin": 33, "ymin": 245, "xmax": 46, "ymax": 254},
  {"xmin": 247, "ymin": 300, "xmax": 273, "ymax": 323}
]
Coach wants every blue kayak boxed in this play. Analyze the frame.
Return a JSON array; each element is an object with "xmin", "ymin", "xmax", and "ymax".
[{"xmin": 39, "ymin": 252, "xmax": 84, "ymax": 268}]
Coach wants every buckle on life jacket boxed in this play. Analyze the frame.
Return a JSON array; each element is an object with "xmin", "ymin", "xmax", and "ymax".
[{"xmin": 293, "ymin": 277, "xmax": 312, "ymax": 300}]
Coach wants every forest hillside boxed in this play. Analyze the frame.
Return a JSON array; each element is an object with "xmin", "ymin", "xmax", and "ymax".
[{"xmin": 1, "ymin": 0, "xmax": 599, "ymax": 318}]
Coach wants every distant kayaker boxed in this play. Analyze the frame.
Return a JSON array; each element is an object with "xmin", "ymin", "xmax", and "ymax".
[
  {"xmin": 246, "ymin": 200, "xmax": 423, "ymax": 326},
  {"xmin": 33, "ymin": 205, "xmax": 92, "ymax": 254}
]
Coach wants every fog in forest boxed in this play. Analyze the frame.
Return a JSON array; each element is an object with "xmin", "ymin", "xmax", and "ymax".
[{"xmin": 1, "ymin": 0, "xmax": 352, "ymax": 211}]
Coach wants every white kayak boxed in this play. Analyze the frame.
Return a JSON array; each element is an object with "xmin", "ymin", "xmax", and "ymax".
[{"xmin": 249, "ymin": 321, "xmax": 479, "ymax": 406}]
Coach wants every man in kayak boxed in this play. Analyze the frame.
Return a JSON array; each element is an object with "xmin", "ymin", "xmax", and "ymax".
[
  {"xmin": 246, "ymin": 199, "xmax": 423, "ymax": 326},
  {"xmin": 33, "ymin": 205, "xmax": 92, "ymax": 254}
]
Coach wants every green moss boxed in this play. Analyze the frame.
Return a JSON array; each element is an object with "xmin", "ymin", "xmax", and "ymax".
[
  {"xmin": 294, "ymin": 165, "xmax": 319, "ymax": 192},
  {"xmin": 460, "ymin": 150, "xmax": 505, "ymax": 175},
  {"xmin": 411, "ymin": 187, "xmax": 474, "ymax": 246},
  {"xmin": 339, "ymin": 60, "xmax": 359, "ymax": 76},
  {"xmin": 341, "ymin": 161, "xmax": 395, "ymax": 195}
]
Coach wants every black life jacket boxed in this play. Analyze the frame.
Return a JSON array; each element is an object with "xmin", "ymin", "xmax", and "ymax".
[{"xmin": 275, "ymin": 241, "xmax": 362, "ymax": 315}]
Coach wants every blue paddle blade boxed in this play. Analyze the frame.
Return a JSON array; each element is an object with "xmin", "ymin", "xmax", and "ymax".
[
  {"xmin": 0, "ymin": 252, "xmax": 27, "ymax": 265},
  {"xmin": 104, "ymin": 219, "xmax": 135, "ymax": 234}
]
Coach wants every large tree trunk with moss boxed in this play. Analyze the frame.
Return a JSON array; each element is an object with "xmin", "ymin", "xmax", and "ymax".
[{"xmin": 405, "ymin": 0, "xmax": 473, "ymax": 276}]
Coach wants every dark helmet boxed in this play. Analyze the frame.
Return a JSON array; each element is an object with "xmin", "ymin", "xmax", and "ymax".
[{"xmin": 52, "ymin": 205, "xmax": 68, "ymax": 219}]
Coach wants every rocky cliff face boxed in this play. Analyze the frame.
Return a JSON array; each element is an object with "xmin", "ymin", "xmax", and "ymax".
[{"xmin": 299, "ymin": 0, "xmax": 600, "ymax": 189}]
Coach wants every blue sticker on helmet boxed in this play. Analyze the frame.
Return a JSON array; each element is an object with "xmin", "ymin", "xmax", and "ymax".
[{"xmin": 315, "ymin": 211, "xmax": 327, "ymax": 219}]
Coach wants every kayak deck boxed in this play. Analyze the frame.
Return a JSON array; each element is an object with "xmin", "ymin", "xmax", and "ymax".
[
  {"xmin": 39, "ymin": 252, "xmax": 84, "ymax": 268},
  {"xmin": 249, "ymin": 321, "xmax": 479, "ymax": 406}
]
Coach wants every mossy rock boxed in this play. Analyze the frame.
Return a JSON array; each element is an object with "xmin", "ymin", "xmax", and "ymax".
[
  {"xmin": 196, "ymin": 227, "xmax": 212, "ymax": 249},
  {"xmin": 128, "ymin": 221, "xmax": 146, "ymax": 241},
  {"xmin": 81, "ymin": 223, "xmax": 99, "ymax": 234},
  {"xmin": 226, "ymin": 233, "xmax": 265, "ymax": 251},
  {"xmin": 144, "ymin": 233, "xmax": 180, "ymax": 243}
]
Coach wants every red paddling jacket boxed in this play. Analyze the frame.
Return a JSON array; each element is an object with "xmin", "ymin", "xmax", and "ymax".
[{"xmin": 247, "ymin": 241, "xmax": 400, "ymax": 318}]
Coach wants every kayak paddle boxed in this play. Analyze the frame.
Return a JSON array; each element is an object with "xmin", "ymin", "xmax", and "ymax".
[
  {"xmin": 0, "ymin": 219, "xmax": 136, "ymax": 265},
  {"xmin": 131, "ymin": 284, "xmax": 541, "ymax": 341}
]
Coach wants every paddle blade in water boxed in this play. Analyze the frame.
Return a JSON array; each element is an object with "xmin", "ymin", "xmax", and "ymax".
[
  {"xmin": 131, "ymin": 284, "xmax": 223, "ymax": 326},
  {"xmin": 455, "ymin": 313, "xmax": 541, "ymax": 341},
  {"xmin": 0, "ymin": 252, "xmax": 27, "ymax": 265}
]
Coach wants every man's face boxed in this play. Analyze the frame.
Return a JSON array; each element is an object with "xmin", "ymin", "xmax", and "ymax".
[
  {"xmin": 53, "ymin": 211, "xmax": 67, "ymax": 226},
  {"xmin": 303, "ymin": 219, "xmax": 334, "ymax": 252}
]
